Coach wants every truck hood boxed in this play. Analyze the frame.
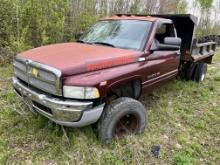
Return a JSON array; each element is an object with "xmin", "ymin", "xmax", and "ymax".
[{"xmin": 18, "ymin": 43, "xmax": 142, "ymax": 76}]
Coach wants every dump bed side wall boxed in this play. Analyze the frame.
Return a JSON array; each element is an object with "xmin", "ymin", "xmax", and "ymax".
[{"xmin": 191, "ymin": 41, "xmax": 217, "ymax": 64}]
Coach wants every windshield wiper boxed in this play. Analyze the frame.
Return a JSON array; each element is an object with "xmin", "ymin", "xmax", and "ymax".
[{"xmin": 92, "ymin": 42, "xmax": 115, "ymax": 48}]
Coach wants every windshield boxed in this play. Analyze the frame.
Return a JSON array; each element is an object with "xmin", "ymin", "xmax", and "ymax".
[{"xmin": 79, "ymin": 20, "xmax": 152, "ymax": 50}]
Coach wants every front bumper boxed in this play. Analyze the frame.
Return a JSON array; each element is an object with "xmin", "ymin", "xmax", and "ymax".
[{"xmin": 12, "ymin": 77, "xmax": 104, "ymax": 127}]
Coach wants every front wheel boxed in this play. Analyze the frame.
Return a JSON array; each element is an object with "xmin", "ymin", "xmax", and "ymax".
[{"xmin": 97, "ymin": 97, "xmax": 147, "ymax": 144}]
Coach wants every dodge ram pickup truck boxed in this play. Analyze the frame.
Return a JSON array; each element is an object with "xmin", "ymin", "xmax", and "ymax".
[{"xmin": 12, "ymin": 14, "xmax": 217, "ymax": 143}]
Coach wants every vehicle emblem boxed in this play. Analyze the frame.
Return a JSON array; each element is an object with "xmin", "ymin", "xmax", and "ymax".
[
  {"xmin": 147, "ymin": 72, "xmax": 160, "ymax": 79},
  {"xmin": 32, "ymin": 68, "xmax": 39, "ymax": 77}
]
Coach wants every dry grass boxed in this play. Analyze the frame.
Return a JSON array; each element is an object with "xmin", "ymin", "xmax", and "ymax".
[{"xmin": 0, "ymin": 50, "xmax": 220, "ymax": 165}]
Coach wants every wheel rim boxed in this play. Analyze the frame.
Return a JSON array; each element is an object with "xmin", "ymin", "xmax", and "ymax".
[
  {"xmin": 200, "ymin": 64, "xmax": 207, "ymax": 81},
  {"xmin": 113, "ymin": 113, "xmax": 139, "ymax": 138},
  {"xmin": 201, "ymin": 73, "xmax": 205, "ymax": 81}
]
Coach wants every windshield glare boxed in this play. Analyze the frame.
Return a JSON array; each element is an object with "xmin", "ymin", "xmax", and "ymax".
[{"xmin": 80, "ymin": 20, "xmax": 152, "ymax": 50}]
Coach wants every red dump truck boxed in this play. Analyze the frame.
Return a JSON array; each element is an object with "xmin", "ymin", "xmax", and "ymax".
[{"xmin": 12, "ymin": 14, "xmax": 217, "ymax": 143}]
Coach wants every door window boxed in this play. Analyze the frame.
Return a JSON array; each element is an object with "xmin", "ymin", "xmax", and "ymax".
[{"xmin": 155, "ymin": 23, "xmax": 175, "ymax": 43}]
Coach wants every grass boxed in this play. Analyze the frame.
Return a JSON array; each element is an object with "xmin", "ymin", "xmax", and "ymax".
[{"xmin": 0, "ymin": 49, "xmax": 220, "ymax": 165}]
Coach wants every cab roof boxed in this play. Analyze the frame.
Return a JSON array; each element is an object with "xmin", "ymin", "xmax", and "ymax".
[{"xmin": 102, "ymin": 15, "xmax": 158, "ymax": 22}]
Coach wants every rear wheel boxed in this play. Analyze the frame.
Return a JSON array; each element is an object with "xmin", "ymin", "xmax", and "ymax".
[
  {"xmin": 194, "ymin": 63, "xmax": 207, "ymax": 82},
  {"xmin": 182, "ymin": 62, "xmax": 208, "ymax": 82},
  {"xmin": 186, "ymin": 62, "xmax": 197, "ymax": 81},
  {"xmin": 97, "ymin": 97, "xmax": 147, "ymax": 144}
]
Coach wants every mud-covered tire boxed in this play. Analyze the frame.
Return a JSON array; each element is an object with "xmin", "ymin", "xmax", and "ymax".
[
  {"xmin": 97, "ymin": 97, "xmax": 147, "ymax": 144},
  {"xmin": 194, "ymin": 63, "xmax": 207, "ymax": 82}
]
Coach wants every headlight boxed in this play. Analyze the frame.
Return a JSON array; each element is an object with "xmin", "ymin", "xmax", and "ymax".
[{"xmin": 63, "ymin": 86, "xmax": 100, "ymax": 99}]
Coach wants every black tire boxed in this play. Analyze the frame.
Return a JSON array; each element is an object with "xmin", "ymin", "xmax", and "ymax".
[
  {"xmin": 186, "ymin": 62, "xmax": 197, "ymax": 81},
  {"xmin": 97, "ymin": 97, "xmax": 147, "ymax": 144},
  {"xmin": 194, "ymin": 63, "xmax": 207, "ymax": 82}
]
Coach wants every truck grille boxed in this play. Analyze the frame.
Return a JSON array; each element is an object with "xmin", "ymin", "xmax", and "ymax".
[{"xmin": 13, "ymin": 57, "xmax": 62, "ymax": 96}]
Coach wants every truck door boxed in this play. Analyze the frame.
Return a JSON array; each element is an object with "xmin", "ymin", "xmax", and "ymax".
[{"xmin": 142, "ymin": 22, "xmax": 180, "ymax": 90}]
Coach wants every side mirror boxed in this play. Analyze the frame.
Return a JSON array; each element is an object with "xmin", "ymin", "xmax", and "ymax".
[
  {"xmin": 164, "ymin": 37, "xmax": 182, "ymax": 46},
  {"xmin": 151, "ymin": 37, "xmax": 182, "ymax": 51},
  {"xmin": 75, "ymin": 31, "xmax": 84, "ymax": 40}
]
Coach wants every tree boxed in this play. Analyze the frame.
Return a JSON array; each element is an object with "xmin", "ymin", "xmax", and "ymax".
[
  {"xmin": 195, "ymin": 0, "xmax": 214, "ymax": 37},
  {"xmin": 0, "ymin": 0, "xmax": 14, "ymax": 47}
]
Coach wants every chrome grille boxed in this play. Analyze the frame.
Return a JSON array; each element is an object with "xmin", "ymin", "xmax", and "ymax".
[
  {"xmin": 29, "ymin": 76, "xmax": 57, "ymax": 94},
  {"xmin": 37, "ymin": 69, "xmax": 56, "ymax": 82},
  {"xmin": 14, "ymin": 59, "xmax": 28, "ymax": 82},
  {"xmin": 13, "ymin": 57, "xmax": 62, "ymax": 96},
  {"xmin": 14, "ymin": 60, "xmax": 27, "ymax": 71}
]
